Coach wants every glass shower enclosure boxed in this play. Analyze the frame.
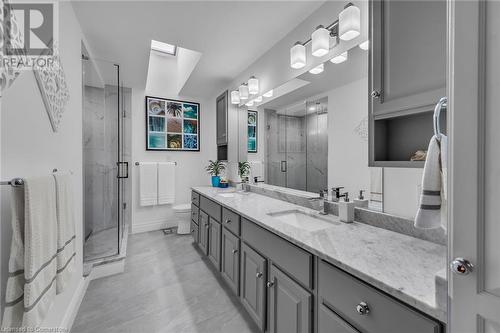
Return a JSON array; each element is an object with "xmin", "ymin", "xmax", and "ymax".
[{"xmin": 82, "ymin": 54, "xmax": 131, "ymax": 263}]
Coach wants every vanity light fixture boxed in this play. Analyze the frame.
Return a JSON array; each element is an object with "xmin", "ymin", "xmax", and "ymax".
[
  {"xmin": 239, "ymin": 83, "xmax": 249, "ymax": 100},
  {"xmin": 263, "ymin": 90, "xmax": 274, "ymax": 98},
  {"xmin": 311, "ymin": 25, "xmax": 330, "ymax": 57},
  {"xmin": 330, "ymin": 51, "xmax": 348, "ymax": 64},
  {"xmin": 309, "ymin": 63, "xmax": 325, "ymax": 74},
  {"xmin": 245, "ymin": 100, "xmax": 254, "ymax": 107},
  {"xmin": 339, "ymin": 3, "xmax": 361, "ymax": 41},
  {"xmin": 248, "ymin": 76, "xmax": 259, "ymax": 95},
  {"xmin": 290, "ymin": 42, "xmax": 307, "ymax": 69},
  {"xmin": 151, "ymin": 40, "xmax": 177, "ymax": 56},
  {"xmin": 289, "ymin": 2, "xmax": 360, "ymax": 69},
  {"xmin": 231, "ymin": 90, "xmax": 240, "ymax": 104},
  {"xmin": 254, "ymin": 95, "xmax": 263, "ymax": 103},
  {"xmin": 359, "ymin": 40, "xmax": 369, "ymax": 50}
]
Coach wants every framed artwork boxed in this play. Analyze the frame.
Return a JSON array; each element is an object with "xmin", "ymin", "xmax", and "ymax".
[
  {"xmin": 146, "ymin": 96, "xmax": 200, "ymax": 151},
  {"xmin": 248, "ymin": 110, "xmax": 257, "ymax": 153}
]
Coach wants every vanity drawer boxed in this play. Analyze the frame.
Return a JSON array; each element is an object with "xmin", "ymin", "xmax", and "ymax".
[
  {"xmin": 222, "ymin": 207, "xmax": 240, "ymax": 236},
  {"xmin": 191, "ymin": 191, "xmax": 200, "ymax": 206},
  {"xmin": 191, "ymin": 204, "xmax": 199, "ymax": 225},
  {"xmin": 241, "ymin": 218, "xmax": 312, "ymax": 289},
  {"xmin": 318, "ymin": 260, "xmax": 441, "ymax": 333},
  {"xmin": 200, "ymin": 196, "xmax": 222, "ymax": 222}
]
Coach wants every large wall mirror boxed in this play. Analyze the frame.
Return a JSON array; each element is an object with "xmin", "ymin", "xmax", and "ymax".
[{"xmin": 238, "ymin": 45, "xmax": 384, "ymax": 212}]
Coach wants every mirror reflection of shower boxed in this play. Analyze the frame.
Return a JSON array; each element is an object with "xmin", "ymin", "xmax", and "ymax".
[{"xmin": 265, "ymin": 96, "xmax": 328, "ymax": 194}]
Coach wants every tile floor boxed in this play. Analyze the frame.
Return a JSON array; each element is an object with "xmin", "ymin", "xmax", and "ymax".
[{"xmin": 73, "ymin": 231, "xmax": 259, "ymax": 333}]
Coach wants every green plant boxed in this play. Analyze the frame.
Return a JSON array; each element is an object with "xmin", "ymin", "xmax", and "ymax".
[
  {"xmin": 205, "ymin": 160, "xmax": 225, "ymax": 176},
  {"xmin": 238, "ymin": 161, "xmax": 250, "ymax": 180}
]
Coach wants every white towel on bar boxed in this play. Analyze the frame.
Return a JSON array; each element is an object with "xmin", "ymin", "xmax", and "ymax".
[
  {"xmin": 2, "ymin": 176, "xmax": 58, "ymax": 328},
  {"xmin": 369, "ymin": 167, "xmax": 383, "ymax": 205},
  {"xmin": 53, "ymin": 174, "xmax": 76, "ymax": 294},
  {"xmin": 415, "ymin": 135, "xmax": 447, "ymax": 230},
  {"xmin": 139, "ymin": 162, "xmax": 158, "ymax": 206},
  {"xmin": 249, "ymin": 161, "xmax": 263, "ymax": 181},
  {"xmin": 157, "ymin": 162, "xmax": 175, "ymax": 205}
]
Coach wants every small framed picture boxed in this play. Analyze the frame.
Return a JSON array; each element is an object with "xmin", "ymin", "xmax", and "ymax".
[{"xmin": 248, "ymin": 110, "xmax": 257, "ymax": 153}]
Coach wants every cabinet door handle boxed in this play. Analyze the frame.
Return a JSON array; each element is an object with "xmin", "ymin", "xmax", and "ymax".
[
  {"xmin": 356, "ymin": 302, "xmax": 370, "ymax": 315},
  {"xmin": 191, "ymin": 229, "xmax": 195, "ymax": 233},
  {"xmin": 232, "ymin": 249, "xmax": 238, "ymax": 254},
  {"xmin": 256, "ymin": 272, "xmax": 263, "ymax": 278},
  {"xmin": 267, "ymin": 281, "xmax": 275, "ymax": 288},
  {"xmin": 371, "ymin": 90, "xmax": 381, "ymax": 99},
  {"xmin": 225, "ymin": 219, "xmax": 232, "ymax": 224}
]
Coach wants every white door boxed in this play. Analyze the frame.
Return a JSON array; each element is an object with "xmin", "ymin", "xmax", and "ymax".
[{"xmin": 448, "ymin": 0, "xmax": 500, "ymax": 332}]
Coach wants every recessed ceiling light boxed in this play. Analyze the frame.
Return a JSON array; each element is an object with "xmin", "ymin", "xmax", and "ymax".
[
  {"xmin": 254, "ymin": 96, "xmax": 263, "ymax": 103},
  {"xmin": 359, "ymin": 40, "xmax": 369, "ymax": 50},
  {"xmin": 263, "ymin": 90, "xmax": 273, "ymax": 98},
  {"xmin": 151, "ymin": 40, "xmax": 177, "ymax": 56},
  {"xmin": 309, "ymin": 63, "xmax": 324, "ymax": 74},
  {"xmin": 330, "ymin": 51, "xmax": 348, "ymax": 64}
]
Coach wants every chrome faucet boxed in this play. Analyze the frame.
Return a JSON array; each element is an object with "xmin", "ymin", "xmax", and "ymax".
[{"xmin": 331, "ymin": 187, "xmax": 345, "ymax": 202}]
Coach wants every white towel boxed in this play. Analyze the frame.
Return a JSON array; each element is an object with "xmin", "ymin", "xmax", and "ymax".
[
  {"xmin": 53, "ymin": 174, "xmax": 76, "ymax": 294},
  {"xmin": 157, "ymin": 162, "xmax": 175, "ymax": 205},
  {"xmin": 139, "ymin": 162, "xmax": 158, "ymax": 206},
  {"xmin": 415, "ymin": 135, "xmax": 447, "ymax": 230},
  {"xmin": 2, "ymin": 176, "xmax": 58, "ymax": 328},
  {"xmin": 369, "ymin": 167, "xmax": 383, "ymax": 205},
  {"xmin": 249, "ymin": 161, "xmax": 263, "ymax": 182}
]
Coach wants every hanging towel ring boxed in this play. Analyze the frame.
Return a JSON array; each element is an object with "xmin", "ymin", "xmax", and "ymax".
[{"xmin": 433, "ymin": 97, "xmax": 447, "ymax": 140}]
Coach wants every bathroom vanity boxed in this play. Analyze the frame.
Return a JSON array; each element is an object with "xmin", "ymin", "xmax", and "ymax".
[{"xmin": 190, "ymin": 187, "xmax": 446, "ymax": 333}]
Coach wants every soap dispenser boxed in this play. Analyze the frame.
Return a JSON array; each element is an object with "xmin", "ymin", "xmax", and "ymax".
[
  {"xmin": 339, "ymin": 192, "xmax": 355, "ymax": 223},
  {"xmin": 354, "ymin": 190, "xmax": 369, "ymax": 208}
]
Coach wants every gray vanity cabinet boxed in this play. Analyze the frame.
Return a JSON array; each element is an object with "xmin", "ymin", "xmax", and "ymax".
[
  {"xmin": 191, "ymin": 221, "xmax": 199, "ymax": 244},
  {"xmin": 240, "ymin": 242, "xmax": 267, "ymax": 331},
  {"xmin": 318, "ymin": 304, "xmax": 360, "ymax": 333},
  {"xmin": 221, "ymin": 228, "xmax": 240, "ymax": 294},
  {"xmin": 268, "ymin": 264, "xmax": 312, "ymax": 333},
  {"xmin": 198, "ymin": 211, "xmax": 209, "ymax": 255},
  {"xmin": 207, "ymin": 217, "xmax": 222, "ymax": 270}
]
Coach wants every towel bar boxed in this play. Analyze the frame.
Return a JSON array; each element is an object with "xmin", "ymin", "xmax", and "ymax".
[
  {"xmin": 135, "ymin": 161, "xmax": 177, "ymax": 166},
  {"xmin": 0, "ymin": 178, "xmax": 24, "ymax": 187}
]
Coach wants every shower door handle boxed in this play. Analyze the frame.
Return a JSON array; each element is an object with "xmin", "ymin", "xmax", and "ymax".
[
  {"xmin": 280, "ymin": 161, "xmax": 287, "ymax": 172},
  {"xmin": 117, "ymin": 162, "xmax": 129, "ymax": 179}
]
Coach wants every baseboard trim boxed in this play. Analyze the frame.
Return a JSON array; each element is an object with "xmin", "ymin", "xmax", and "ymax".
[
  {"xmin": 61, "ymin": 277, "xmax": 89, "ymax": 332},
  {"xmin": 131, "ymin": 219, "xmax": 177, "ymax": 234}
]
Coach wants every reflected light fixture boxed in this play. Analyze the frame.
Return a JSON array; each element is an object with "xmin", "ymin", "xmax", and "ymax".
[
  {"xmin": 309, "ymin": 63, "xmax": 324, "ymax": 74},
  {"xmin": 359, "ymin": 40, "xmax": 369, "ymax": 50},
  {"xmin": 231, "ymin": 90, "xmax": 240, "ymax": 104},
  {"xmin": 339, "ymin": 3, "xmax": 361, "ymax": 41},
  {"xmin": 330, "ymin": 51, "xmax": 348, "ymax": 64},
  {"xmin": 254, "ymin": 96, "xmax": 263, "ymax": 103},
  {"xmin": 239, "ymin": 83, "xmax": 249, "ymax": 100},
  {"xmin": 263, "ymin": 90, "xmax": 273, "ymax": 98},
  {"xmin": 248, "ymin": 76, "xmax": 259, "ymax": 95},
  {"xmin": 151, "ymin": 40, "xmax": 177, "ymax": 55},
  {"xmin": 290, "ymin": 42, "xmax": 306, "ymax": 69},
  {"xmin": 245, "ymin": 100, "xmax": 254, "ymax": 107},
  {"xmin": 311, "ymin": 25, "xmax": 330, "ymax": 57}
]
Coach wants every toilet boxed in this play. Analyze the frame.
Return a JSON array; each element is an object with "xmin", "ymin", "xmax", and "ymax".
[{"xmin": 173, "ymin": 204, "xmax": 192, "ymax": 234}]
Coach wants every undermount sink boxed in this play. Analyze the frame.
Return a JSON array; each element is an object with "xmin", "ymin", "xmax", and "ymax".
[
  {"xmin": 218, "ymin": 193, "xmax": 236, "ymax": 198},
  {"xmin": 267, "ymin": 209, "xmax": 339, "ymax": 231}
]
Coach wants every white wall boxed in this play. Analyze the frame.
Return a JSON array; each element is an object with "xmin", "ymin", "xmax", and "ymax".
[
  {"xmin": 0, "ymin": 2, "xmax": 85, "ymax": 328},
  {"xmin": 130, "ymin": 89, "xmax": 216, "ymax": 233}
]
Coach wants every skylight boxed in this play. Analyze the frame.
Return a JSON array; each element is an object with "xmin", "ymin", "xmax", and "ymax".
[{"xmin": 151, "ymin": 40, "xmax": 177, "ymax": 56}]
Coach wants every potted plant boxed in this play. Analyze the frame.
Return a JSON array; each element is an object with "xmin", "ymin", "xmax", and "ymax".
[
  {"xmin": 205, "ymin": 160, "xmax": 225, "ymax": 187},
  {"xmin": 238, "ymin": 161, "xmax": 250, "ymax": 183}
]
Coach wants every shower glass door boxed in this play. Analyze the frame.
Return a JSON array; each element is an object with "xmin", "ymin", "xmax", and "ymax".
[{"xmin": 82, "ymin": 56, "xmax": 128, "ymax": 262}]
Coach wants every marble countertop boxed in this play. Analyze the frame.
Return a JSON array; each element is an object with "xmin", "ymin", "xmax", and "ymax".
[{"xmin": 192, "ymin": 186, "xmax": 447, "ymax": 322}]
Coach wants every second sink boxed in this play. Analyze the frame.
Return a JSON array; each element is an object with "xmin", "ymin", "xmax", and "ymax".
[{"xmin": 267, "ymin": 209, "xmax": 339, "ymax": 231}]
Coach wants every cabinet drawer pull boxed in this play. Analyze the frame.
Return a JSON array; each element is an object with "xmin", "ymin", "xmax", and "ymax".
[
  {"xmin": 267, "ymin": 281, "xmax": 275, "ymax": 288},
  {"xmin": 232, "ymin": 249, "xmax": 238, "ymax": 254},
  {"xmin": 191, "ymin": 229, "xmax": 195, "ymax": 233},
  {"xmin": 356, "ymin": 302, "xmax": 370, "ymax": 315},
  {"xmin": 256, "ymin": 272, "xmax": 263, "ymax": 278},
  {"xmin": 225, "ymin": 219, "xmax": 232, "ymax": 224},
  {"xmin": 371, "ymin": 90, "xmax": 381, "ymax": 99}
]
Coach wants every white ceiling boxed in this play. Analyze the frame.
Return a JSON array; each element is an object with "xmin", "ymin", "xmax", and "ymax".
[{"xmin": 72, "ymin": 1, "xmax": 326, "ymax": 98}]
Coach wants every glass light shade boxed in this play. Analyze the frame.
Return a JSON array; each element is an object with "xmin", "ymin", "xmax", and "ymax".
[
  {"xmin": 245, "ymin": 101, "xmax": 254, "ymax": 107},
  {"xmin": 230, "ymin": 90, "xmax": 240, "ymax": 104},
  {"xmin": 330, "ymin": 51, "xmax": 348, "ymax": 64},
  {"xmin": 311, "ymin": 26, "xmax": 330, "ymax": 57},
  {"xmin": 290, "ymin": 43, "xmax": 306, "ymax": 69},
  {"xmin": 309, "ymin": 63, "xmax": 324, "ymax": 74},
  {"xmin": 239, "ymin": 84, "xmax": 249, "ymax": 100},
  {"xmin": 254, "ymin": 96, "xmax": 263, "ymax": 103},
  {"xmin": 248, "ymin": 76, "xmax": 259, "ymax": 95},
  {"xmin": 359, "ymin": 40, "xmax": 369, "ymax": 50},
  {"xmin": 263, "ymin": 90, "xmax": 273, "ymax": 98},
  {"xmin": 339, "ymin": 4, "xmax": 361, "ymax": 41}
]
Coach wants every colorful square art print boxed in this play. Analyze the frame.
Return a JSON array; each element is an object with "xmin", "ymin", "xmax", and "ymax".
[
  {"xmin": 146, "ymin": 96, "xmax": 200, "ymax": 151},
  {"xmin": 248, "ymin": 110, "xmax": 257, "ymax": 153}
]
